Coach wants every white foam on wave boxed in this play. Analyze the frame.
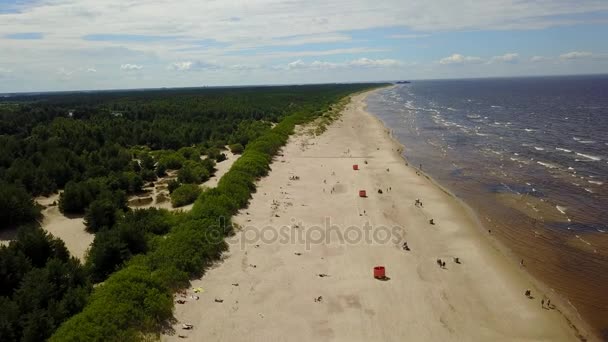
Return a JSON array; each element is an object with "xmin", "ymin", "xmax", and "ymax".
[
  {"xmin": 584, "ymin": 188, "xmax": 594, "ymax": 193},
  {"xmin": 476, "ymin": 132, "xmax": 488, "ymax": 136},
  {"xmin": 556, "ymin": 205, "xmax": 567, "ymax": 215},
  {"xmin": 575, "ymin": 152, "xmax": 601, "ymax": 161},
  {"xmin": 579, "ymin": 140, "xmax": 595, "ymax": 144},
  {"xmin": 588, "ymin": 180, "xmax": 604, "ymax": 185},
  {"xmin": 524, "ymin": 128, "xmax": 535, "ymax": 132},
  {"xmin": 556, "ymin": 147, "xmax": 572, "ymax": 153},
  {"xmin": 537, "ymin": 161, "xmax": 558, "ymax": 169},
  {"xmin": 534, "ymin": 147, "xmax": 545, "ymax": 151}
]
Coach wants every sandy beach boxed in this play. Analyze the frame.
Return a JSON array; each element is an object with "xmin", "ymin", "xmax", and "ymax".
[{"xmin": 163, "ymin": 89, "xmax": 589, "ymax": 341}]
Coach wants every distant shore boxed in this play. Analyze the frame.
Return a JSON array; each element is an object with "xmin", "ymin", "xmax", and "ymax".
[{"xmin": 164, "ymin": 89, "xmax": 592, "ymax": 341}]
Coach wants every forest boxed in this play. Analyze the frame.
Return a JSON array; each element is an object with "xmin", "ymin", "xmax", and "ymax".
[{"xmin": 0, "ymin": 83, "xmax": 381, "ymax": 341}]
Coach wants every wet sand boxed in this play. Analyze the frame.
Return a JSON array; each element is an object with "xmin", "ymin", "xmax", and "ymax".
[{"xmin": 163, "ymin": 90, "xmax": 592, "ymax": 341}]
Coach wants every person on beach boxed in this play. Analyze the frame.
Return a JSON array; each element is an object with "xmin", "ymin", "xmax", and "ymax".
[
  {"xmin": 541, "ymin": 299, "xmax": 545, "ymax": 308},
  {"xmin": 547, "ymin": 299, "xmax": 551, "ymax": 308}
]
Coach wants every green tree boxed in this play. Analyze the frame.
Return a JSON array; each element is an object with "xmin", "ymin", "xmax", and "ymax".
[{"xmin": 0, "ymin": 182, "xmax": 40, "ymax": 230}]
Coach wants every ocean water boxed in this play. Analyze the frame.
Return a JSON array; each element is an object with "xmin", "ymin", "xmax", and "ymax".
[{"xmin": 366, "ymin": 75, "xmax": 608, "ymax": 337}]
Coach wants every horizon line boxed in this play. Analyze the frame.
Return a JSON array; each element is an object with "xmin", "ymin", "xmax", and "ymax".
[{"xmin": 2, "ymin": 72, "xmax": 607, "ymax": 97}]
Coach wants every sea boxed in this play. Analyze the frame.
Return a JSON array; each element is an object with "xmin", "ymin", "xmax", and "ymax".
[{"xmin": 366, "ymin": 75, "xmax": 608, "ymax": 338}]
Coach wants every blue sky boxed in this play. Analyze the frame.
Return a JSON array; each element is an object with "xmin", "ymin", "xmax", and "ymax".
[{"xmin": 1, "ymin": 0, "xmax": 608, "ymax": 92}]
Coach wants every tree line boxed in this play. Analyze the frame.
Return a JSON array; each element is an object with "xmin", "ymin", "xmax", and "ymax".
[{"xmin": 0, "ymin": 83, "xmax": 384, "ymax": 341}]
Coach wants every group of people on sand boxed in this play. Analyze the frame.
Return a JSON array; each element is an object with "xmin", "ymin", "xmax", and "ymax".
[
  {"xmin": 524, "ymin": 289, "xmax": 555, "ymax": 310},
  {"xmin": 289, "ymin": 175, "xmax": 300, "ymax": 181}
]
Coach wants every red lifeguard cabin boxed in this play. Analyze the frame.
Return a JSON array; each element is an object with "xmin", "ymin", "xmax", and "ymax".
[
  {"xmin": 353, "ymin": 164, "xmax": 359, "ymax": 170},
  {"xmin": 374, "ymin": 266, "xmax": 386, "ymax": 279},
  {"xmin": 359, "ymin": 190, "xmax": 367, "ymax": 197}
]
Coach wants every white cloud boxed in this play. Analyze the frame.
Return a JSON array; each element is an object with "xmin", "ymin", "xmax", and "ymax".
[
  {"xmin": 86, "ymin": 67, "xmax": 97, "ymax": 72},
  {"xmin": 56, "ymin": 67, "xmax": 74, "ymax": 80},
  {"xmin": 286, "ymin": 60, "xmax": 307, "ymax": 70},
  {"xmin": 310, "ymin": 61, "xmax": 339, "ymax": 69},
  {"xmin": 349, "ymin": 58, "xmax": 402, "ymax": 67},
  {"xmin": 559, "ymin": 51, "xmax": 593, "ymax": 60},
  {"xmin": 439, "ymin": 54, "xmax": 483, "ymax": 65},
  {"xmin": 389, "ymin": 34, "xmax": 430, "ymax": 39},
  {"xmin": 168, "ymin": 61, "xmax": 194, "ymax": 71},
  {"xmin": 248, "ymin": 47, "xmax": 386, "ymax": 59},
  {"xmin": 168, "ymin": 61, "xmax": 221, "ymax": 71},
  {"xmin": 490, "ymin": 52, "xmax": 519, "ymax": 63},
  {"xmin": 120, "ymin": 64, "xmax": 143, "ymax": 71},
  {"xmin": 0, "ymin": 68, "xmax": 13, "ymax": 74},
  {"xmin": 530, "ymin": 56, "xmax": 549, "ymax": 62},
  {"xmin": 1, "ymin": 0, "xmax": 608, "ymax": 91},
  {"xmin": 228, "ymin": 64, "xmax": 260, "ymax": 71},
  {"xmin": 281, "ymin": 58, "xmax": 403, "ymax": 70}
]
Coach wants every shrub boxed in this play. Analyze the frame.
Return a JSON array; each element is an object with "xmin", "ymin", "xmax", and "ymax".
[
  {"xmin": 171, "ymin": 184, "xmax": 202, "ymax": 208},
  {"xmin": 229, "ymin": 143, "xmax": 244, "ymax": 154},
  {"xmin": 140, "ymin": 154, "xmax": 155, "ymax": 170},
  {"xmin": 155, "ymin": 163, "xmax": 166, "ymax": 177},
  {"xmin": 140, "ymin": 168, "xmax": 157, "ymax": 182},
  {"xmin": 167, "ymin": 179, "xmax": 180, "ymax": 194},
  {"xmin": 157, "ymin": 152, "xmax": 185, "ymax": 170},
  {"xmin": 177, "ymin": 160, "xmax": 210, "ymax": 184}
]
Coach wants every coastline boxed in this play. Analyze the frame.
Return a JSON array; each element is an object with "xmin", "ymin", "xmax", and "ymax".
[
  {"xmin": 363, "ymin": 88, "xmax": 597, "ymax": 341},
  {"xmin": 163, "ymin": 89, "xmax": 593, "ymax": 341}
]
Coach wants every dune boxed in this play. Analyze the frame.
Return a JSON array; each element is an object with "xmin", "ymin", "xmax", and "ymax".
[
  {"xmin": 163, "ymin": 90, "xmax": 590, "ymax": 341},
  {"xmin": 37, "ymin": 193, "xmax": 93, "ymax": 261}
]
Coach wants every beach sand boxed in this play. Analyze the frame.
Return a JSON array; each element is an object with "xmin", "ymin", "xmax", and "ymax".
[{"xmin": 164, "ymin": 90, "xmax": 589, "ymax": 341}]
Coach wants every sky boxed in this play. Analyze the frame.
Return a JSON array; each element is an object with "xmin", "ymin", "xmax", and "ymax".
[{"xmin": 1, "ymin": 0, "xmax": 608, "ymax": 92}]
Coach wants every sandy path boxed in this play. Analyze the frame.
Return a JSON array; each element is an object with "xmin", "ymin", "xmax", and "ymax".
[
  {"xmin": 37, "ymin": 193, "xmax": 93, "ymax": 261},
  {"xmin": 165, "ymin": 90, "xmax": 586, "ymax": 341}
]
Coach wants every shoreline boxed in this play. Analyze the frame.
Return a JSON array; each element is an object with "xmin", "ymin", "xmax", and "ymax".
[
  {"xmin": 164, "ymin": 89, "xmax": 594, "ymax": 341},
  {"xmin": 362, "ymin": 88, "xmax": 597, "ymax": 341}
]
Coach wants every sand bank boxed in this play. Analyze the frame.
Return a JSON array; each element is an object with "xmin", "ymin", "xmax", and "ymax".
[{"xmin": 163, "ymin": 90, "xmax": 590, "ymax": 341}]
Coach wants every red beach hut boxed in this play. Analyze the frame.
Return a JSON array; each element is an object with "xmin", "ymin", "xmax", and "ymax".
[{"xmin": 374, "ymin": 266, "xmax": 386, "ymax": 279}]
